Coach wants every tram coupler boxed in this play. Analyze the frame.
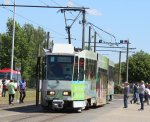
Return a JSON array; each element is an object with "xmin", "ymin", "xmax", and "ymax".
[{"xmin": 52, "ymin": 100, "xmax": 64, "ymax": 109}]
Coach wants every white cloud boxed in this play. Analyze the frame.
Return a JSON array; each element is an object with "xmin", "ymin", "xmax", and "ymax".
[
  {"xmin": 67, "ymin": 0, "xmax": 73, "ymax": 7},
  {"xmin": 4, "ymin": 0, "xmax": 10, "ymax": 5},
  {"xmin": 86, "ymin": 8, "xmax": 102, "ymax": 16}
]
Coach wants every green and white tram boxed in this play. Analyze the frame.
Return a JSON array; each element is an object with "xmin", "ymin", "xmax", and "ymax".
[{"xmin": 41, "ymin": 43, "xmax": 114, "ymax": 112}]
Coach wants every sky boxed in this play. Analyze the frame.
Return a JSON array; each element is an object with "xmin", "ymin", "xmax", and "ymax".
[{"xmin": 0, "ymin": 0, "xmax": 150, "ymax": 63}]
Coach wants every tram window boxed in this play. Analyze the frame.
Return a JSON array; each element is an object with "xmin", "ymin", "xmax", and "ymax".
[
  {"xmin": 85, "ymin": 59, "xmax": 97, "ymax": 80},
  {"xmin": 97, "ymin": 68, "xmax": 100, "ymax": 80},
  {"xmin": 79, "ymin": 58, "xmax": 84, "ymax": 81},
  {"xmin": 73, "ymin": 56, "xmax": 78, "ymax": 81},
  {"xmin": 47, "ymin": 55, "xmax": 74, "ymax": 80},
  {"xmin": 85, "ymin": 59, "xmax": 89, "ymax": 80},
  {"xmin": 50, "ymin": 56, "xmax": 55, "ymax": 62},
  {"xmin": 93, "ymin": 60, "xmax": 97, "ymax": 79},
  {"xmin": 100, "ymin": 69, "xmax": 108, "ymax": 89}
]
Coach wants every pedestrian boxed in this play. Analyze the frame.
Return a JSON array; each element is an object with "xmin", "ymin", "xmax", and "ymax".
[
  {"xmin": 138, "ymin": 80, "xmax": 145, "ymax": 110},
  {"xmin": 130, "ymin": 83, "xmax": 138, "ymax": 104},
  {"xmin": 144, "ymin": 85, "xmax": 150, "ymax": 105},
  {"xmin": 123, "ymin": 81, "xmax": 130, "ymax": 108},
  {"xmin": 8, "ymin": 79, "xmax": 16, "ymax": 105},
  {"xmin": 2, "ymin": 77, "xmax": 7, "ymax": 97},
  {"xmin": 19, "ymin": 78, "xmax": 26, "ymax": 103}
]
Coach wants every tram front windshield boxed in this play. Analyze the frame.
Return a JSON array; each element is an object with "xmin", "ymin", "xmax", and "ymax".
[{"xmin": 47, "ymin": 55, "xmax": 74, "ymax": 81}]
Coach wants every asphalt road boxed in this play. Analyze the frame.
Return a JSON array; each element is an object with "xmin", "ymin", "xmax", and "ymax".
[{"xmin": 0, "ymin": 97, "xmax": 150, "ymax": 122}]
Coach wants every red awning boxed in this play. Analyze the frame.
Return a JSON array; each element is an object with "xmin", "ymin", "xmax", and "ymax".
[{"xmin": 0, "ymin": 68, "xmax": 20, "ymax": 74}]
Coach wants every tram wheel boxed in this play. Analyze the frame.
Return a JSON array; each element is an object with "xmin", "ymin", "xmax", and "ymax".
[
  {"xmin": 75, "ymin": 108, "xmax": 82, "ymax": 113},
  {"xmin": 85, "ymin": 100, "xmax": 90, "ymax": 110}
]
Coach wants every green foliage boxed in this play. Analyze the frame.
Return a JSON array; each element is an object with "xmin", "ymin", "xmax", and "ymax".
[
  {"xmin": 114, "ymin": 84, "xmax": 123, "ymax": 94},
  {"xmin": 115, "ymin": 50, "xmax": 150, "ymax": 84},
  {"xmin": 0, "ymin": 18, "xmax": 47, "ymax": 87},
  {"xmin": 128, "ymin": 50, "xmax": 150, "ymax": 83}
]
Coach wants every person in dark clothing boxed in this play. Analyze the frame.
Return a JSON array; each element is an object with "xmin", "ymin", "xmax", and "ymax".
[
  {"xmin": 2, "ymin": 77, "xmax": 7, "ymax": 97},
  {"xmin": 19, "ymin": 78, "xmax": 26, "ymax": 103},
  {"xmin": 138, "ymin": 80, "xmax": 145, "ymax": 110},
  {"xmin": 130, "ymin": 83, "xmax": 139, "ymax": 104},
  {"xmin": 123, "ymin": 81, "xmax": 130, "ymax": 108},
  {"xmin": 144, "ymin": 85, "xmax": 150, "ymax": 105}
]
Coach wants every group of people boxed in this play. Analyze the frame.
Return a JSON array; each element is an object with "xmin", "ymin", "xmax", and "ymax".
[
  {"xmin": 123, "ymin": 80, "xmax": 150, "ymax": 110},
  {"xmin": 1, "ymin": 77, "xmax": 26, "ymax": 105}
]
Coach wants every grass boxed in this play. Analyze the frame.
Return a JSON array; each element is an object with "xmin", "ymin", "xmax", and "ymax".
[{"xmin": 0, "ymin": 88, "xmax": 36, "ymax": 104}]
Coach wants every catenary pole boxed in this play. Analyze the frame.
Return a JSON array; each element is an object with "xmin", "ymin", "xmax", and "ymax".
[
  {"xmin": 118, "ymin": 51, "xmax": 122, "ymax": 85},
  {"xmin": 82, "ymin": 9, "xmax": 86, "ymax": 50},
  {"xmin": 126, "ymin": 41, "xmax": 129, "ymax": 82},
  {"xmin": 88, "ymin": 26, "xmax": 91, "ymax": 50}
]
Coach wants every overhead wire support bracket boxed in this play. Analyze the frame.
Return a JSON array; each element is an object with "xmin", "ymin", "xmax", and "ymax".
[
  {"xmin": 0, "ymin": 4, "xmax": 89, "ymax": 9},
  {"xmin": 87, "ymin": 22, "xmax": 117, "ymax": 45},
  {"xmin": 60, "ymin": 8, "xmax": 83, "ymax": 44}
]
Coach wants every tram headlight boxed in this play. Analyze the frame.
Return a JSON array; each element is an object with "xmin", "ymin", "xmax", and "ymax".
[
  {"xmin": 47, "ymin": 91, "xmax": 55, "ymax": 95},
  {"xmin": 63, "ymin": 91, "xmax": 71, "ymax": 96}
]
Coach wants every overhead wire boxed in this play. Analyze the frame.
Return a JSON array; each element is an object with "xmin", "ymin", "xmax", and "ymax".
[
  {"xmin": 49, "ymin": 0, "xmax": 84, "ymax": 42},
  {"xmin": 64, "ymin": 1, "xmax": 118, "ymax": 45},
  {"xmin": 1, "ymin": 4, "xmax": 66, "ymax": 38}
]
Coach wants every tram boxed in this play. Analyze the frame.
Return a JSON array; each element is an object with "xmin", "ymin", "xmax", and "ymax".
[{"xmin": 41, "ymin": 43, "xmax": 114, "ymax": 112}]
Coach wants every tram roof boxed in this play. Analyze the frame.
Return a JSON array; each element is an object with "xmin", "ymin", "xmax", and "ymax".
[
  {"xmin": 77, "ymin": 50, "xmax": 97, "ymax": 60},
  {"xmin": 52, "ymin": 43, "xmax": 74, "ymax": 54}
]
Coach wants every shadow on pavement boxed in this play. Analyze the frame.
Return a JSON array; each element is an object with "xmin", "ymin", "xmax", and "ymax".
[
  {"xmin": 3, "ymin": 104, "xmax": 80, "ymax": 114},
  {"xmin": 4, "ymin": 104, "xmax": 43, "ymax": 113}
]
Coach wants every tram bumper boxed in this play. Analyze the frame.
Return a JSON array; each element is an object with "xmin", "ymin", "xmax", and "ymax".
[{"xmin": 52, "ymin": 100, "xmax": 64, "ymax": 109}]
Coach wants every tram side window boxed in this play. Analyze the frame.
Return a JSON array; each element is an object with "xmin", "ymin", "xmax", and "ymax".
[
  {"xmin": 93, "ymin": 60, "xmax": 97, "ymax": 79},
  {"xmin": 97, "ymin": 68, "xmax": 101, "ymax": 80},
  {"xmin": 73, "ymin": 56, "xmax": 78, "ymax": 81},
  {"xmin": 85, "ymin": 59, "xmax": 97, "ymax": 80},
  {"xmin": 85, "ymin": 59, "xmax": 89, "ymax": 80},
  {"xmin": 79, "ymin": 58, "xmax": 84, "ymax": 81},
  {"xmin": 101, "ymin": 69, "xmax": 108, "ymax": 89},
  {"xmin": 90, "ymin": 60, "xmax": 96, "ymax": 79}
]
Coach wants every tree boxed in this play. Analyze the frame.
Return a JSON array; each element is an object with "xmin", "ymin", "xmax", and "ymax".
[
  {"xmin": 115, "ymin": 50, "xmax": 150, "ymax": 84},
  {"xmin": 128, "ymin": 50, "xmax": 150, "ymax": 83},
  {"xmin": 0, "ymin": 18, "xmax": 47, "ymax": 87}
]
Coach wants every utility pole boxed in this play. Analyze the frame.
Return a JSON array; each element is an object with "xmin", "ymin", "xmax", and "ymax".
[
  {"xmin": 88, "ymin": 26, "xmax": 91, "ymax": 50},
  {"xmin": 36, "ymin": 45, "xmax": 40, "ymax": 106},
  {"xmin": 10, "ymin": 0, "xmax": 16, "ymax": 80},
  {"xmin": 126, "ymin": 41, "xmax": 129, "ymax": 82},
  {"xmin": 94, "ymin": 32, "xmax": 97, "ymax": 52},
  {"xmin": 47, "ymin": 32, "xmax": 50, "ymax": 49},
  {"xmin": 118, "ymin": 51, "xmax": 122, "ymax": 85},
  {"xmin": 82, "ymin": 9, "xmax": 86, "ymax": 50}
]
